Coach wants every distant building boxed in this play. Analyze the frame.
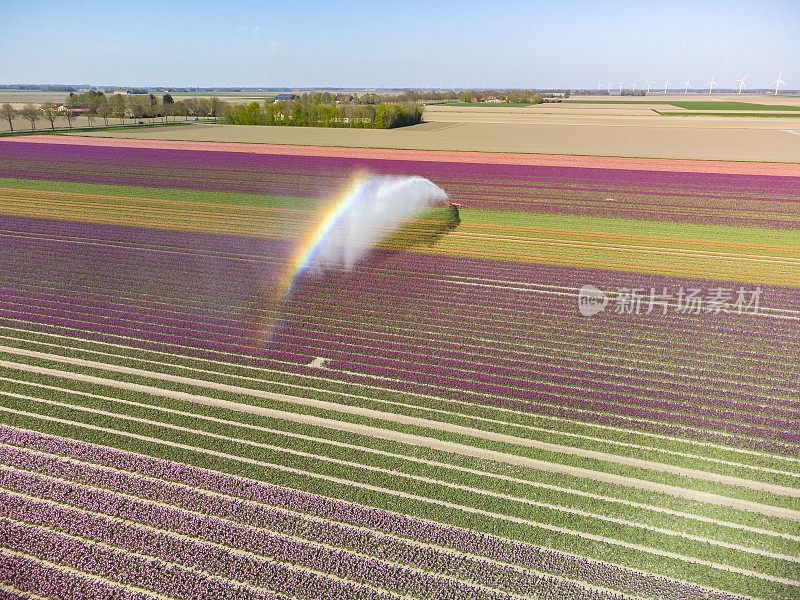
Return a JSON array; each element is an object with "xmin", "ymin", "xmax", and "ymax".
[
  {"xmin": 274, "ymin": 93, "xmax": 299, "ymax": 101},
  {"xmin": 113, "ymin": 89, "xmax": 131, "ymax": 95},
  {"xmin": 336, "ymin": 93, "xmax": 355, "ymax": 102},
  {"xmin": 57, "ymin": 105, "xmax": 91, "ymax": 113}
]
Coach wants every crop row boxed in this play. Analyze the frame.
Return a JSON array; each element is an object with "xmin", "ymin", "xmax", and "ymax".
[
  {"xmin": 4, "ymin": 352, "xmax": 799, "ymax": 515},
  {"xmin": 0, "ymin": 551, "xmax": 154, "ymax": 600},
  {"xmin": 0, "ymin": 519, "xmax": 302, "ymax": 600},
  {"xmin": 3, "ymin": 380, "xmax": 796, "ymax": 556},
  {"xmin": 6, "ymin": 222, "xmax": 799, "ymax": 380},
  {"xmin": 3, "ymin": 316, "xmax": 799, "ymax": 473},
  {"xmin": 2, "ymin": 142, "xmax": 799, "ymax": 227},
  {"xmin": 0, "ymin": 462, "xmax": 630, "ymax": 600},
  {"xmin": 4, "ymin": 311, "xmax": 798, "ymax": 463},
  {"xmin": 4, "ymin": 239, "xmax": 797, "ymax": 413},
  {"xmin": 7, "ymin": 286, "xmax": 798, "ymax": 436},
  {"xmin": 4, "ymin": 302, "xmax": 799, "ymax": 461},
  {"xmin": 5, "ymin": 211, "xmax": 800, "ymax": 312},
  {"xmin": 0, "ymin": 424, "xmax": 772, "ymax": 600},
  {"xmin": 0, "ymin": 474, "xmax": 619, "ymax": 600},
  {"xmin": 6, "ymin": 331, "xmax": 798, "ymax": 490},
  {"xmin": 5, "ymin": 360, "xmax": 795, "ymax": 539},
  {"xmin": 0, "ymin": 401, "xmax": 793, "ymax": 600},
  {"xmin": 7, "ymin": 344, "xmax": 798, "ymax": 508},
  {"xmin": 5, "ymin": 251, "xmax": 798, "ymax": 414}
]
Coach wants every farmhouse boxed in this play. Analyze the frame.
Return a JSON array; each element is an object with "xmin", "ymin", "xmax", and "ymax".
[{"xmin": 57, "ymin": 105, "xmax": 91, "ymax": 113}]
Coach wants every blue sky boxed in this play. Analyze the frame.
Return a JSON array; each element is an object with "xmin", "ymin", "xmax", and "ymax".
[{"xmin": 2, "ymin": 0, "xmax": 798, "ymax": 89}]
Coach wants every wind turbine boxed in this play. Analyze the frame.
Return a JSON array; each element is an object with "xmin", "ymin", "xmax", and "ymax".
[
  {"xmin": 598, "ymin": 81, "xmax": 603, "ymax": 91},
  {"xmin": 735, "ymin": 74, "xmax": 748, "ymax": 94},
  {"xmin": 631, "ymin": 79, "xmax": 637, "ymax": 93},
  {"xmin": 607, "ymin": 81, "xmax": 613, "ymax": 92},
  {"xmin": 772, "ymin": 71, "xmax": 786, "ymax": 95},
  {"xmin": 706, "ymin": 74, "xmax": 718, "ymax": 94},
  {"xmin": 683, "ymin": 76, "xmax": 692, "ymax": 94},
  {"xmin": 617, "ymin": 80, "xmax": 624, "ymax": 93},
  {"xmin": 646, "ymin": 80, "xmax": 654, "ymax": 94},
  {"xmin": 663, "ymin": 78, "xmax": 671, "ymax": 94}
]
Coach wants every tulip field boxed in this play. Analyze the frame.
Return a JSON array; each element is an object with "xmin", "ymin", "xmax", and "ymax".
[{"xmin": 0, "ymin": 135, "xmax": 798, "ymax": 600}]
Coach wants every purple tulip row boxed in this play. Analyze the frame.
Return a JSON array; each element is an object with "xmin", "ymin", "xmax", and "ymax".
[
  {"xmin": 8, "ymin": 282, "xmax": 799, "ymax": 431},
  {"xmin": 0, "ymin": 552, "xmax": 153, "ymax": 600},
  {"xmin": 0, "ymin": 426, "xmax": 753, "ymax": 600},
  {"xmin": 5, "ymin": 212, "xmax": 800, "ymax": 314},
  {"xmin": 0, "ymin": 520, "xmax": 290, "ymax": 600},
  {"xmin": 7, "ymin": 304, "xmax": 796, "ymax": 462},
  {"xmin": 3, "ymin": 140, "xmax": 798, "ymax": 225},
  {"xmin": 4, "ymin": 286, "xmax": 799, "ymax": 446},
  {"xmin": 7, "ymin": 261, "xmax": 798, "ymax": 427},
  {"xmin": 2, "ymin": 304, "xmax": 797, "ymax": 459},
  {"xmin": 7, "ymin": 220, "xmax": 800, "ymax": 327},
  {"xmin": 6, "ymin": 259, "xmax": 799, "ymax": 391},
  {"xmin": 6, "ymin": 220, "xmax": 800, "ymax": 381},
  {"xmin": 6, "ymin": 270, "xmax": 800, "ymax": 406},
  {"xmin": 0, "ymin": 446, "xmax": 631, "ymax": 600},
  {"xmin": 0, "ymin": 489, "xmax": 447, "ymax": 600}
]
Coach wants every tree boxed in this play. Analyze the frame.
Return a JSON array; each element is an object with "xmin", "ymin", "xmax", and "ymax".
[
  {"xmin": 162, "ymin": 93, "xmax": 174, "ymax": 105},
  {"xmin": 127, "ymin": 98, "xmax": 144, "ymax": 121},
  {"xmin": 41, "ymin": 105, "xmax": 60, "ymax": 130},
  {"xmin": 19, "ymin": 104, "xmax": 41, "ymax": 130},
  {"xmin": 224, "ymin": 101, "xmax": 262, "ymax": 125},
  {"xmin": 109, "ymin": 95, "xmax": 126, "ymax": 123},
  {"xmin": 209, "ymin": 97, "xmax": 225, "ymax": 122},
  {"xmin": 0, "ymin": 103, "xmax": 15, "ymax": 131},
  {"xmin": 196, "ymin": 98, "xmax": 211, "ymax": 118},
  {"xmin": 183, "ymin": 97, "xmax": 199, "ymax": 119},
  {"xmin": 97, "ymin": 100, "xmax": 111, "ymax": 125},
  {"xmin": 65, "ymin": 90, "xmax": 104, "ymax": 108},
  {"xmin": 172, "ymin": 100, "xmax": 188, "ymax": 121},
  {"xmin": 64, "ymin": 109, "xmax": 78, "ymax": 128},
  {"xmin": 86, "ymin": 112, "xmax": 94, "ymax": 127}
]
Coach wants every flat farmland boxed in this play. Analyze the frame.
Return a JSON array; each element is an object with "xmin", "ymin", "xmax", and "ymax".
[
  {"xmin": 0, "ymin": 136, "xmax": 798, "ymax": 600},
  {"xmin": 70, "ymin": 106, "xmax": 800, "ymax": 162}
]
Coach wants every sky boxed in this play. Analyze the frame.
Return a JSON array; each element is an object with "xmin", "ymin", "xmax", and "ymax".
[{"xmin": 2, "ymin": 0, "xmax": 798, "ymax": 90}]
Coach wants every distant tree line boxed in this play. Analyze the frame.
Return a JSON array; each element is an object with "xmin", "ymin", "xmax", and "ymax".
[
  {"xmin": 224, "ymin": 93, "xmax": 423, "ymax": 129},
  {"xmin": 450, "ymin": 89, "xmax": 571, "ymax": 103},
  {"xmin": 0, "ymin": 93, "xmax": 229, "ymax": 131}
]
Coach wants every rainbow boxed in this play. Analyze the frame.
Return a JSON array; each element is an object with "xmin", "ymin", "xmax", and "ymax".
[
  {"xmin": 256, "ymin": 172, "xmax": 372, "ymax": 338},
  {"xmin": 275, "ymin": 171, "xmax": 371, "ymax": 301},
  {"xmin": 257, "ymin": 171, "xmax": 450, "ymax": 339}
]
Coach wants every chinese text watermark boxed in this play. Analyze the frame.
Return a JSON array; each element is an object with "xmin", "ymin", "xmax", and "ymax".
[{"xmin": 578, "ymin": 285, "xmax": 761, "ymax": 316}]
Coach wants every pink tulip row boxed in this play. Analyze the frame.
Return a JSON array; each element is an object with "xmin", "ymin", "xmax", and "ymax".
[
  {"xmin": 0, "ymin": 449, "xmax": 619, "ymax": 600},
  {"xmin": 0, "ymin": 426, "xmax": 753, "ymax": 600},
  {"xmin": 3, "ymin": 140, "xmax": 798, "ymax": 228},
  {"xmin": 4, "ymin": 288, "xmax": 799, "ymax": 452},
  {"xmin": 0, "ymin": 552, "xmax": 152, "ymax": 599},
  {"xmin": 0, "ymin": 520, "xmax": 286, "ymax": 600}
]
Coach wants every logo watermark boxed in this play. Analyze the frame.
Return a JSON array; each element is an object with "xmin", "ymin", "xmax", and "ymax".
[
  {"xmin": 577, "ymin": 285, "xmax": 761, "ymax": 316},
  {"xmin": 578, "ymin": 285, "xmax": 609, "ymax": 316}
]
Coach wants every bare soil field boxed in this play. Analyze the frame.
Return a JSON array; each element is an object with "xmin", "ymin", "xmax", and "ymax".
[
  {"xmin": 72, "ymin": 116, "xmax": 800, "ymax": 162},
  {"xmin": 7, "ymin": 92, "xmax": 799, "ymax": 161},
  {"xmin": 0, "ymin": 91, "xmax": 72, "ymax": 105}
]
